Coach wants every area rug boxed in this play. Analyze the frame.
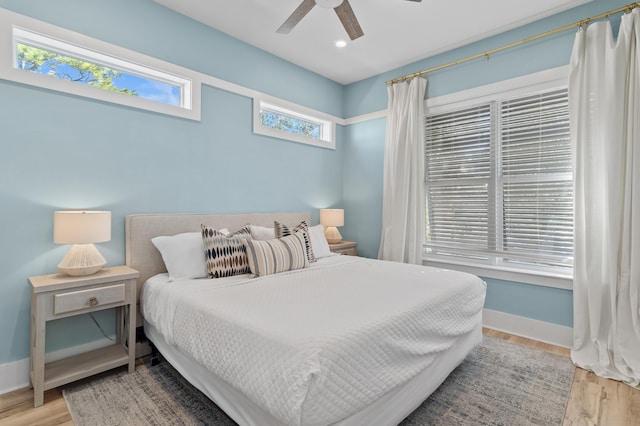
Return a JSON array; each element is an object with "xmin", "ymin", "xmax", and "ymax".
[{"xmin": 63, "ymin": 336, "xmax": 574, "ymax": 425}]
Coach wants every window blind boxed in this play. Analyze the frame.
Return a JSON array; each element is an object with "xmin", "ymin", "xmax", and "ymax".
[
  {"xmin": 425, "ymin": 104, "xmax": 492, "ymax": 258},
  {"xmin": 500, "ymin": 89, "xmax": 572, "ymax": 268},
  {"xmin": 424, "ymin": 88, "xmax": 573, "ymax": 273}
]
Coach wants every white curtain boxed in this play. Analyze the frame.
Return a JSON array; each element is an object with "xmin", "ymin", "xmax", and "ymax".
[
  {"xmin": 570, "ymin": 8, "xmax": 640, "ymax": 386},
  {"xmin": 378, "ymin": 77, "xmax": 427, "ymax": 264}
]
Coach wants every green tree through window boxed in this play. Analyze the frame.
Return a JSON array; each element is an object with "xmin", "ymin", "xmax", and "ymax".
[
  {"xmin": 260, "ymin": 110, "xmax": 321, "ymax": 139},
  {"xmin": 17, "ymin": 43, "xmax": 137, "ymax": 95}
]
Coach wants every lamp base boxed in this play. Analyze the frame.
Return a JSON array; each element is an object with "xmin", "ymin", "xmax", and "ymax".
[
  {"xmin": 58, "ymin": 244, "xmax": 107, "ymax": 276},
  {"xmin": 324, "ymin": 226, "xmax": 342, "ymax": 244}
]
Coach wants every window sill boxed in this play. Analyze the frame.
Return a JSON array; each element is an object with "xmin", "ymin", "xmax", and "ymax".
[{"xmin": 422, "ymin": 258, "xmax": 573, "ymax": 290}]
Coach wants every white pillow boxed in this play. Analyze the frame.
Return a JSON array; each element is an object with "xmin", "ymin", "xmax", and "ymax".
[
  {"xmin": 250, "ymin": 225, "xmax": 275, "ymax": 240},
  {"xmin": 308, "ymin": 224, "xmax": 332, "ymax": 258},
  {"xmin": 151, "ymin": 231, "xmax": 220, "ymax": 281}
]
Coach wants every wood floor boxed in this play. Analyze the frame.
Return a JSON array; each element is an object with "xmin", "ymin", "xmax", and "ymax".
[
  {"xmin": 482, "ymin": 329, "xmax": 640, "ymax": 426},
  {"xmin": 1, "ymin": 329, "xmax": 639, "ymax": 426}
]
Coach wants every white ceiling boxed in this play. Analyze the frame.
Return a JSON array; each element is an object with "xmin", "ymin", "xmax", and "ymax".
[{"xmin": 153, "ymin": 0, "xmax": 591, "ymax": 85}]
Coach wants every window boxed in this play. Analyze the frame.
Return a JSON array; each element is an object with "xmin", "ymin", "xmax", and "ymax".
[
  {"xmin": 0, "ymin": 9, "xmax": 200, "ymax": 120},
  {"xmin": 260, "ymin": 107, "xmax": 321, "ymax": 139},
  {"xmin": 424, "ymin": 79, "xmax": 572, "ymax": 281},
  {"xmin": 253, "ymin": 98, "xmax": 335, "ymax": 149},
  {"xmin": 15, "ymin": 30, "xmax": 185, "ymax": 107}
]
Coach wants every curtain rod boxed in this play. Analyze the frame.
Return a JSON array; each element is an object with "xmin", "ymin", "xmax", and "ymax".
[{"xmin": 385, "ymin": 1, "xmax": 640, "ymax": 86}]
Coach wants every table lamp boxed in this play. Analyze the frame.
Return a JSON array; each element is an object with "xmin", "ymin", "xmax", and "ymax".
[
  {"xmin": 54, "ymin": 210, "xmax": 111, "ymax": 276},
  {"xmin": 320, "ymin": 208, "xmax": 344, "ymax": 244}
]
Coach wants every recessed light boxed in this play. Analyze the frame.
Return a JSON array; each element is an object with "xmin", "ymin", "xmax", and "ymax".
[{"xmin": 335, "ymin": 40, "xmax": 347, "ymax": 48}]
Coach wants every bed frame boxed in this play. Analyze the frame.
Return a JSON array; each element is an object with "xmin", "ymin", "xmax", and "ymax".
[{"xmin": 124, "ymin": 212, "xmax": 482, "ymax": 426}]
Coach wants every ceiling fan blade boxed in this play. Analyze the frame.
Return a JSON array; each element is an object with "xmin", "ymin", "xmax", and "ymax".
[
  {"xmin": 334, "ymin": 0, "xmax": 363, "ymax": 40},
  {"xmin": 277, "ymin": 0, "xmax": 316, "ymax": 34},
  {"xmin": 405, "ymin": 0, "xmax": 422, "ymax": 2}
]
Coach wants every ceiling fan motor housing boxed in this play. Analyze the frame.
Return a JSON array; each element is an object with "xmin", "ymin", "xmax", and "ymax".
[{"xmin": 315, "ymin": 0, "xmax": 344, "ymax": 8}]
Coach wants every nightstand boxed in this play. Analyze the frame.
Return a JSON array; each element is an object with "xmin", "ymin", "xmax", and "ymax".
[
  {"xmin": 328, "ymin": 240, "xmax": 358, "ymax": 256},
  {"xmin": 29, "ymin": 265, "xmax": 139, "ymax": 407}
]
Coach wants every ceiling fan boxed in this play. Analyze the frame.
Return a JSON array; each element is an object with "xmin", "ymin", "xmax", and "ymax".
[{"xmin": 277, "ymin": 0, "xmax": 422, "ymax": 41}]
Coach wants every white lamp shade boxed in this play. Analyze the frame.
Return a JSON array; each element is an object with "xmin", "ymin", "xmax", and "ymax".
[
  {"xmin": 54, "ymin": 211, "xmax": 111, "ymax": 244},
  {"xmin": 320, "ymin": 209, "xmax": 344, "ymax": 227}
]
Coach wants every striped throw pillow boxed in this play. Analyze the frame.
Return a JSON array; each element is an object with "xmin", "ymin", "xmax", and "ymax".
[
  {"xmin": 274, "ymin": 220, "xmax": 316, "ymax": 263},
  {"xmin": 243, "ymin": 233, "xmax": 309, "ymax": 277},
  {"xmin": 201, "ymin": 225, "xmax": 252, "ymax": 278}
]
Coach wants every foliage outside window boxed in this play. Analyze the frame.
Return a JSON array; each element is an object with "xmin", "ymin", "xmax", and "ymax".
[
  {"xmin": 14, "ymin": 36, "xmax": 183, "ymax": 107},
  {"xmin": 260, "ymin": 108, "xmax": 321, "ymax": 139},
  {"xmin": 17, "ymin": 43, "xmax": 143, "ymax": 96},
  {"xmin": 424, "ymin": 88, "xmax": 573, "ymax": 277}
]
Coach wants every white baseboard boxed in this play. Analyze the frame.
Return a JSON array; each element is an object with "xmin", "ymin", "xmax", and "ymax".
[
  {"xmin": 0, "ymin": 357, "xmax": 30, "ymax": 395},
  {"xmin": 483, "ymin": 308, "xmax": 573, "ymax": 348},
  {"xmin": 0, "ymin": 335, "xmax": 115, "ymax": 396}
]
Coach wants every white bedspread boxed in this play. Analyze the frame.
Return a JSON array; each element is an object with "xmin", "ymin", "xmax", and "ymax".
[{"xmin": 142, "ymin": 256, "xmax": 486, "ymax": 426}]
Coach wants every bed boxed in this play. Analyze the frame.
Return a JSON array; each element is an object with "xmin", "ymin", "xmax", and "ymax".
[{"xmin": 125, "ymin": 212, "xmax": 486, "ymax": 426}]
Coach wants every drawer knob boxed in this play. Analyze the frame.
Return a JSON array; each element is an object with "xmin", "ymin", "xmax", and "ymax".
[{"xmin": 88, "ymin": 296, "xmax": 99, "ymax": 306}]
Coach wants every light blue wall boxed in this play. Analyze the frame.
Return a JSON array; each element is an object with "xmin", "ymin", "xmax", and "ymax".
[
  {"xmin": 342, "ymin": 0, "xmax": 630, "ymax": 328},
  {"xmin": 483, "ymin": 278, "xmax": 573, "ymax": 327},
  {"xmin": 341, "ymin": 118, "xmax": 385, "ymax": 259},
  {"xmin": 0, "ymin": 0, "xmax": 345, "ymax": 364}
]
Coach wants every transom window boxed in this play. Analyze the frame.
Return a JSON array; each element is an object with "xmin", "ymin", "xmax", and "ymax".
[
  {"xmin": 0, "ymin": 9, "xmax": 201, "ymax": 120},
  {"xmin": 424, "ymin": 86, "xmax": 573, "ymax": 278},
  {"xmin": 253, "ymin": 98, "xmax": 335, "ymax": 149},
  {"xmin": 13, "ymin": 28, "xmax": 188, "ymax": 108}
]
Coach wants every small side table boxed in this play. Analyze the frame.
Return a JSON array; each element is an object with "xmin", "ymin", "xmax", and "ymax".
[
  {"xmin": 29, "ymin": 265, "xmax": 139, "ymax": 407},
  {"xmin": 328, "ymin": 240, "xmax": 358, "ymax": 256}
]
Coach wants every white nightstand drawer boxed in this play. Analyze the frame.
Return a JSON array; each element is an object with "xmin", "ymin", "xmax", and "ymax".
[{"xmin": 54, "ymin": 283, "xmax": 126, "ymax": 315}]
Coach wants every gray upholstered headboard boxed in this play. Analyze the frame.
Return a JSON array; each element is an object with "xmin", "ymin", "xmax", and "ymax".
[{"xmin": 125, "ymin": 212, "xmax": 310, "ymax": 325}]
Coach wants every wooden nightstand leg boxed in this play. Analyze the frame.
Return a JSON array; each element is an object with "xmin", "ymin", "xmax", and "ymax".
[
  {"xmin": 31, "ymin": 296, "xmax": 46, "ymax": 407},
  {"xmin": 126, "ymin": 304, "xmax": 136, "ymax": 372},
  {"xmin": 115, "ymin": 306, "xmax": 123, "ymax": 345}
]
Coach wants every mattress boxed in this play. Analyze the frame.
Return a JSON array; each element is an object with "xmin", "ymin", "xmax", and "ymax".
[{"xmin": 142, "ymin": 255, "xmax": 486, "ymax": 426}]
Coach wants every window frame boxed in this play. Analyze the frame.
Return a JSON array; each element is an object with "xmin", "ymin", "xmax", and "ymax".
[
  {"xmin": 0, "ymin": 8, "xmax": 201, "ymax": 120},
  {"xmin": 423, "ymin": 66, "xmax": 573, "ymax": 290},
  {"xmin": 253, "ymin": 96, "xmax": 336, "ymax": 150}
]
